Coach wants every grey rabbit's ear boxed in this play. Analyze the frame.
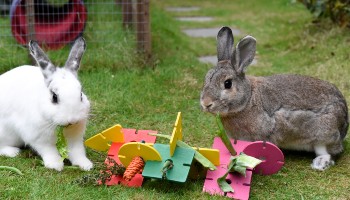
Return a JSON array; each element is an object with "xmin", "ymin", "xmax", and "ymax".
[
  {"xmin": 64, "ymin": 37, "xmax": 86, "ymax": 75},
  {"xmin": 232, "ymin": 35, "xmax": 256, "ymax": 74},
  {"xmin": 217, "ymin": 26, "xmax": 234, "ymax": 62},
  {"xmin": 29, "ymin": 40, "xmax": 56, "ymax": 81}
]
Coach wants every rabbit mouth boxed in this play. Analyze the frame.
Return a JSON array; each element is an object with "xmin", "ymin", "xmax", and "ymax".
[
  {"xmin": 59, "ymin": 120, "xmax": 80, "ymax": 127},
  {"xmin": 201, "ymin": 104, "xmax": 229, "ymax": 115}
]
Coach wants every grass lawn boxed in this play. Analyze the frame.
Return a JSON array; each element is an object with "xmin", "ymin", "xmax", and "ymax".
[{"xmin": 1, "ymin": 0, "xmax": 350, "ymax": 199}]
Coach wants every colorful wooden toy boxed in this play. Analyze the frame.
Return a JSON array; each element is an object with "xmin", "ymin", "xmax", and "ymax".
[
  {"xmin": 84, "ymin": 112, "xmax": 284, "ymax": 199},
  {"xmin": 85, "ymin": 124, "xmax": 125, "ymax": 151},
  {"xmin": 119, "ymin": 112, "xmax": 220, "ymax": 183},
  {"xmin": 203, "ymin": 138, "xmax": 284, "ymax": 200},
  {"xmin": 85, "ymin": 126, "xmax": 158, "ymax": 187},
  {"xmin": 85, "ymin": 112, "xmax": 220, "ymax": 186}
]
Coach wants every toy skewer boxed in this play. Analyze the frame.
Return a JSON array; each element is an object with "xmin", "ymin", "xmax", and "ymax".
[{"xmin": 161, "ymin": 159, "xmax": 174, "ymax": 179}]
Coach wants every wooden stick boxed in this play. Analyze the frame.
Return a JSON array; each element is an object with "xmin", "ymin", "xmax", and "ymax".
[{"xmin": 25, "ymin": 0, "xmax": 36, "ymax": 64}]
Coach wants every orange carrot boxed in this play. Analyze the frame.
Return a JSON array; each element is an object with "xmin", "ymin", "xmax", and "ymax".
[{"xmin": 123, "ymin": 156, "xmax": 145, "ymax": 181}]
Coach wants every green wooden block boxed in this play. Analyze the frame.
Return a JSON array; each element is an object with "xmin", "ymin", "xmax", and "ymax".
[{"xmin": 142, "ymin": 143, "xmax": 195, "ymax": 183}]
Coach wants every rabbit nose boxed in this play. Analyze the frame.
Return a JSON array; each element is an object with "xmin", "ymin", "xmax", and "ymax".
[
  {"xmin": 201, "ymin": 98, "xmax": 213, "ymax": 109},
  {"xmin": 205, "ymin": 103, "xmax": 213, "ymax": 108}
]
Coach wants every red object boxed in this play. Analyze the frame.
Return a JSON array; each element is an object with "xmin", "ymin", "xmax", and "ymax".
[
  {"xmin": 10, "ymin": 0, "xmax": 87, "ymax": 50},
  {"xmin": 105, "ymin": 128, "xmax": 157, "ymax": 187}
]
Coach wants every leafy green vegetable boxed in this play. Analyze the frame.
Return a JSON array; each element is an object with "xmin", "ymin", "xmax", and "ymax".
[
  {"xmin": 216, "ymin": 114, "xmax": 236, "ymax": 155},
  {"xmin": 177, "ymin": 140, "xmax": 216, "ymax": 170},
  {"xmin": 0, "ymin": 166, "xmax": 23, "ymax": 175},
  {"xmin": 233, "ymin": 153, "xmax": 262, "ymax": 171},
  {"xmin": 217, "ymin": 155, "xmax": 236, "ymax": 193},
  {"xmin": 56, "ymin": 126, "xmax": 69, "ymax": 160},
  {"xmin": 218, "ymin": 153, "xmax": 262, "ymax": 193}
]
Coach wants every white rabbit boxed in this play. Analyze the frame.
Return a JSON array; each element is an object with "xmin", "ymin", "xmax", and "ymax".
[
  {"xmin": 200, "ymin": 27, "xmax": 348, "ymax": 170},
  {"xmin": 0, "ymin": 37, "xmax": 93, "ymax": 171}
]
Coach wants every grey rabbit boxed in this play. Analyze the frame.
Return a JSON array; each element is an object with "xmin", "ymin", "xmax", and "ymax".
[{"xmin": 200, "ymin": 26, "xmax": 348, "ymax": 170}]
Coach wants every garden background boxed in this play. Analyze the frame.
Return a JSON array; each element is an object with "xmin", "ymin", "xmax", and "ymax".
[{"xmin": 1, "ymin": 0, "xmax": 349, "ymax": 199}]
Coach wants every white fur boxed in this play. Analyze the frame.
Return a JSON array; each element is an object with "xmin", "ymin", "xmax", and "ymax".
[
  {"xmin": 311, "ymin": 145, "xmax": 334, "ymax": 170},
  {"xmin": 0, "ymin": 38, "xmax": 92, "ymax": 171}
]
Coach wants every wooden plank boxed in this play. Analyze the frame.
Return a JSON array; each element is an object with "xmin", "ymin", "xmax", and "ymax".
[
  {"xmin": 136, "ymin": 0, "xmax": 151, "ymax": 60},
  {"xmin": 122, "ymin": 0, "xmax": 133, "ymax": 29},
  {"xmin": 25, "ymin": 0, "xmax": 35, "ymax": 43},
  {"xmin": 25, "ymin": 0, "xmax": 36, "ymax": 64}
]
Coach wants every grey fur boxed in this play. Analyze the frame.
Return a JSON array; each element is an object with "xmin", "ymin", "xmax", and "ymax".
[
  {"xmin": 29, "ymin": 40, "xmax": 56, "ymax": 82},
  {"xmin": 217, "ymin": 27, "xmax": 234, "ymax": 62},
  {"xmin": 64, "ymin": 37, "xmax": 86, "ymax": 75},
  {"xmin": 200, "ymin": 27, "xmax": 348, "ymax": 169}
]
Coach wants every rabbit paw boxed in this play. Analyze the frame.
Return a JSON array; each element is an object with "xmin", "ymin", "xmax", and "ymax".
[
  {"xmin": 43, "ymin": 157, "xmax": 64, "ymax": 171},
  {"xmin": 311, "ymin": 155, "xmax": 334, "ymax": 171},
  {"xmin": 72, "ymin": 157, "xmax": 93, "ymax": 171},
  {"xmin": 0, "ymin": 146, "xmax": 20, "ymax": 157}
]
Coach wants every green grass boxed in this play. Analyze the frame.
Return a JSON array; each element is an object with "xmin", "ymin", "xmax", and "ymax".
[{"xmin": 1, "ymin": 0, "xmax": 350, "ymax": 199}]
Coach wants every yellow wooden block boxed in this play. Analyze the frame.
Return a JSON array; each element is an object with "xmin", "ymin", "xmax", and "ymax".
[
  {"xmin": 118, "ymin": 142, "xmax": 162, "ymax": 167},
  {"xmin": 84, "ymin": 134, "xmax": 111, "ymax": 151},
  {"xmin": 170, "ymin": 112, "xmax": 183, "ymax": 157},
  {"xmin": 194, "ymin": 147, "xmax": 220, "ymax": 166},
  {"xmin": 101, "ymin": 124, "xmax": 124, "ymax": 143}
]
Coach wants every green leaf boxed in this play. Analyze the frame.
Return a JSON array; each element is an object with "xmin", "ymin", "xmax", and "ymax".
[
  {"xmin": 0, "ymin": 166, "xmax": 23, "ymax": 175},
  {"xmin": 216, "ymin": 114, "xmax": 236, "ymax": 155},
  {"xmin": 235, "ymin": 153, "xmax": 262, "ymax": 169},
  {"xmin": 218, "ymin": 153, "xmax": 262, "ymax": 192},
  {"xmin": 217, "ymin": 172, "xmax": 234, "ymax": 193},
  {"xmin": 177, "ymin": 141, "xmax": 216, "ymax": 170},
  {"xmin": 56, "ymin": 126, "xmax": 69, "ymax": 160},
  {"xmin": 232, "ymin": 165, "xmax": 247, "ymax": 176}
]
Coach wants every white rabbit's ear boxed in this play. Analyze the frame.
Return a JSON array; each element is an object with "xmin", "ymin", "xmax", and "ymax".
[
  {"xmin": 64, "ymin": 37, "xmax": 86, "ymax": 75},
  {"xmin": 29, "ymin": 40, "xmax": 56, "ymax": 81},
  {"xmin": 233, "ymin": 35, "xmax": 256, "ymax": 74},
  {"xmin": 217, "ymin": 26, "xmax": 234, "ymax": 62}
]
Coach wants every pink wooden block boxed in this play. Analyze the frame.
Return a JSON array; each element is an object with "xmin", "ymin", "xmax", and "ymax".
[
  {"xmin": 204, "ymin": 165, "xmax": 252, "ymax": 199},
  {"xmin": 203, "ymin": 137, "xmax": 284, "ymax": 199},
  {"xmin": 104, "ymin": 128, "xmax": 157, "ymax": 187},
  {"xmin": 243, "ymin": 141, "xmax": 284, "ymax": 175},
  {"xmin": 204, "ymin": 138, "xmax": 253, "ymax": 200}
]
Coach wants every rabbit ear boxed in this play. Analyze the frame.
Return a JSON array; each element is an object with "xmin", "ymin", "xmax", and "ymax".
[
  {"xmin": 233, "ymin": 35, "xmax": 256, "ymax": 74},
  {"xmin": 29, "ymin": 40, "xmax": 56, "ymax": 80},
  {"xmin": 64, "ymin": 37, "xmax": 86, "ymax": 75},
  {"xmin": 217, "ymin": 26, "xmax": 234, "ymax": 62}
]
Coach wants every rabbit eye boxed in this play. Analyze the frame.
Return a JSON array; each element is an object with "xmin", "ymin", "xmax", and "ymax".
[
  {"xmin": 80, "ymin": 92, "xmax": 83, "ymax": 102},
  {"xmin": 52, "ymin": 91, "xmax": 58, "ymax": 104},
  {"xmin": 224, "ymin": 79, "xmax": 232, "ymax": 89}
]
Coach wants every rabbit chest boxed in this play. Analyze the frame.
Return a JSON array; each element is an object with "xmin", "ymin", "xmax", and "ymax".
[{"xmin": 220, "ymin": 105, "xmax": 275, "ymax": 142}]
